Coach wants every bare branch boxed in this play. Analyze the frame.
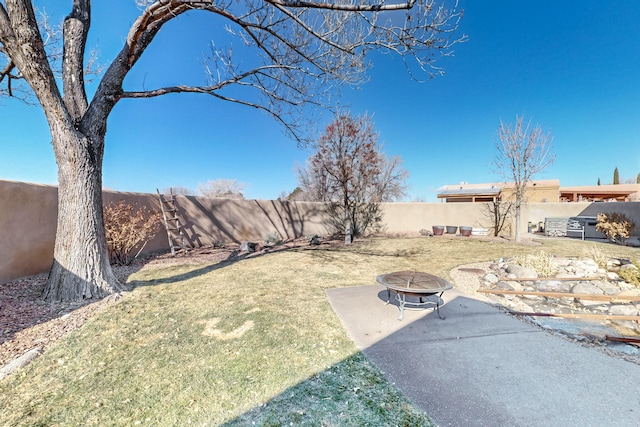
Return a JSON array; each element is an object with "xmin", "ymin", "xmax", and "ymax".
[
  {"xmin": 266, "ymin": 0, "xmax": 417, "ymax": 12},
  {"xmin": 62, "ymin": 0, "xmax": 91, "ymax": 120}
]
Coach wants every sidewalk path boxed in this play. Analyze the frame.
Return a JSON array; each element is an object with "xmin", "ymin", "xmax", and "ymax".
[{"xmin": 326, "ymin": 285, "xmax": 640, "ymax": 427}]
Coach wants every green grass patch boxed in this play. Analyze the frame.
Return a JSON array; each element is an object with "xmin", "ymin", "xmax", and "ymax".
[{"xmin": 1, "ymin": 237, "xmax": 637, "ymax": 426}]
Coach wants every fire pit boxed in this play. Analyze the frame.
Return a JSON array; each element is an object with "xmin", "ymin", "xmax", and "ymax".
[{"xmin": 376, "ymin": 271, "xmax": 453, "ymax": 320}]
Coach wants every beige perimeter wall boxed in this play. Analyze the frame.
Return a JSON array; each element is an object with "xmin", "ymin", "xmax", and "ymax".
[{"xmin": 2, "ymin": 179, "xmax": 639, "ymax": 284}]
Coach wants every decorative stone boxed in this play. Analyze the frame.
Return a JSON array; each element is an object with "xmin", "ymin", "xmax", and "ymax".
[
  {"xmin": 483, "ymin": 273, "xmax": 499, "ymax": 284},
  {"xmin": 505, "ymin": 264, "xmax": 538, "ymax": 279},
  {"xmin": 537, "ymin": 281, "xmax": 572, "ymax": 293},
  {"xmin": 591, "ymin": 280, "xmax": 621, "ymax": 296},
  {"xmin": 609, "ymin": 305, "xmax": 639, "ymax": 316},
  {"xmin": 607, "ymin": 259, "xmax": 622, "ymax": 271},
  {"xmin": 571, "ymin": 282, "xmax": 604, "ymax": 307},
  {"xmin": 575, "ymin": 259, "xmax": 599, "ymax": 273},
  {"xmin": 607, "ymin": 272, "xmax": 620, "ymax": 281}
]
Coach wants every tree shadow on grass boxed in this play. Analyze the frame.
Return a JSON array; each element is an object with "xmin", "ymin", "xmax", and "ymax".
[
  {"xmin": 126, "ymin": 237, "xmax": 347, "ymax": 288},
  {"xmin": 219, "ymin": 351, "xmax": 433, "ymax": 427}
]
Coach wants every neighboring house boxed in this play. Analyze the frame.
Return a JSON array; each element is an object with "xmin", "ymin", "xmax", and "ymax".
[
  {"xmin": 437, "ymin": 180, "xmax": 640, "ymax": 203},
  {"xmin": 559, "ymin": 184, "xmax": 640, "ymax": 202},
  {"xmin": 437, "ymin": 180, "xmax": 560, "ymax": 203}
]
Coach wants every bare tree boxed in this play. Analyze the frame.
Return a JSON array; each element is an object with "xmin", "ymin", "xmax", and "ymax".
[
  {"xmin": 494, "ymin": 115, "xmax": 554, "ymax": 242},
  {"xmin": 1, "ymin": 1, "xmax": 462, "ymax": 302},
  {"xmin": 482, "ymin": 198, "xmax": 512, "ymax": 237},
  {"xmin": 298, "ymin": 112, "xmax": 408, "ymax": 241},
  {"xmin": 198, "ymin": 179, "xmax": 246, "ymax": 199},
  {"xmin": 161, "ymin": 186, "xmax": 195, "ymax": 196}
]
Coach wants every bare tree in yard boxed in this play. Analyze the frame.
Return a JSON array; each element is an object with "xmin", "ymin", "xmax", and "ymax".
[
  {"xmin": 494, "ymin": 115, "xmax": 554, "ymax": 243},
  {"xmin": 298, "ymin": 112, "xmax": 408, "ymax": 241},
  {"xmin": 0, "ymin": 1, "xmax": 462, "ymax": 302},
  {"xmin": 198, "ymin": 179, "xmax": 246, "ymax": 199},
  {"xmin": 483, "ymin": 198, "xmax": 512, "ymax": 237}
]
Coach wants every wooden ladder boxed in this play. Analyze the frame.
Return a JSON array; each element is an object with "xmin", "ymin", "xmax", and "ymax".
[{"xmin": 157, "ymin": 188, "xmax": 188, "ymax": 256}]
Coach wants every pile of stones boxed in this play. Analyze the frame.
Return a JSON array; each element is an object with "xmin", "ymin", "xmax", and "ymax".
[{"xmin": 480, "ymin": 256, "xmax": 640, "ymax": 333}]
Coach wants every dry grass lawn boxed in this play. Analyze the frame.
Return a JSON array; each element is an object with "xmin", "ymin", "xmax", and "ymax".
[{"xmin": 0, "ymin": 236, "xmax": 638, "ymax": 426}]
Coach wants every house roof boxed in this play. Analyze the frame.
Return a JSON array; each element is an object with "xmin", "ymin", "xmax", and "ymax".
[
  {"xmin": 436, "ymin": 179, "xmax": 559, "ymax": 198},
  {"xmin": 437, "ymin": 186, "xmax": 500, "ymax": 197}
]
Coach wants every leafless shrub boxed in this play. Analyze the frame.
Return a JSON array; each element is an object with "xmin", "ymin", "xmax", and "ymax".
[{"xmin": 104, "ymin": 200, "xmax": 162, "ymax": 265}]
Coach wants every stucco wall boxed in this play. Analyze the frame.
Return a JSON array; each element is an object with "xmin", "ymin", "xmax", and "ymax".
[
  {"xmin": 0, "ymin": 180, "xmax": 331, "ymax": 284},
  {"xmin": 2, "ymin": 179, "xmax": 639, "ymax": 284},
  {"xmin": 0, "ymin": 181, "xmax": 58, "ymax": 285}
]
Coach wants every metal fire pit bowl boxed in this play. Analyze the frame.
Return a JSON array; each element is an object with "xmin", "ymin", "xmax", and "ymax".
[{"xmin": 376, "ymin": 271, "xmax": 453, "ymax": 321}]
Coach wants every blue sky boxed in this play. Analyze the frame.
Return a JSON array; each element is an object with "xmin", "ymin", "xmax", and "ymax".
[{"xmin": 1, "ymin": 0, "xmax": 639, "ymax": 201}]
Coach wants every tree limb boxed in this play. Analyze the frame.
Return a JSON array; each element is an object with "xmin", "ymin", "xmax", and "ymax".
[
  {"xmin": 62, "ymin": 0, "xmax": 91, "ymax": 120},
  {"xmin": 265, "ymin": 0, "xmax": 417, "ymax": 12}
]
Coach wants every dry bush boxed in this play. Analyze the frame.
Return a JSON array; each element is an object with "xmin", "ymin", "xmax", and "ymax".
[
  {"xmin": 581, "ymin": 244, "xmax": 610, "ymax": 268},
  {"xmin": 618, "ymin": 261, "xmax": 640, "ymax": 287},
  {"xmin": 513, "ymin": 250, "xmax": 556, "ymax": 277},
  {"xmin": 596, "ymin": 212, "xmax": 635, "ymax": 245},
  {"xmin": 104, "ymin": 200, "xmax": 162, "ymax": 265}
]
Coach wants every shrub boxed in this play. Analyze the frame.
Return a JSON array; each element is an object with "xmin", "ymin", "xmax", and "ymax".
[
  {"xmin": 264, "ymin": 231, "xmax": 283, "ymax": 244},
  {"xmin": 104, "ymin": 200, "xmax": 162, "ymax": 265},
  {"xmin": 581, "ymin": 244, "xmax": 610, "ymax": 268},
  {"xmin": 618, "ymin": 260, "xmax": 640, "ymax": 287},
  {"xmin": 596, "ymin": 212, "xmax": 635, "ymax": 245},
  {"xmin": 513, "ymin": 250, "xmax": 556, "ymax": 277}
]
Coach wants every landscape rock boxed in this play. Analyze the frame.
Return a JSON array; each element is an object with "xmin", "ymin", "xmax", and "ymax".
[
  {"xmin": 495, "ymin": 281, "xmax": 516, "ymax": 291},
  {"xmin": 483, "ymin": 273, "xmax": 499, "ymax": 284},
  {"xmin": 571, "ymin": 282, "xmax": 604, "ymax": 307},
  {"xmin": 537, "ymin": 280, "xmax": 571, "ymax": 293},
  {"xmin": 591, "ymin": 280, "xmax": 621, "ymax": 296},
  {"xmin": 607, "ymin": 272, "xmax": 621, "ymax": 281},
  {"xmin": 607, "ymin": 259, "xmax": 622, "ymax": 271},
  {"xmin": 240, "ymin": 241, "xmax": 258, "ymax": 252},
  {"xmin": 505, "ymin": 264, "xmax": 538, "ymax": 279},
  {"xmin": 609, "ymin": 305, "xmax": 639, "ymax": 317},
  {"xmin": 0, "ymin": 348, "xmax": 41, "ymax": 381}
]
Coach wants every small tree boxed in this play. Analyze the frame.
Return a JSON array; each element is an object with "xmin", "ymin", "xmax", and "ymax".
[
  {"xmin": 483, "ymin": 199, "xmax": 513, "ymax": 237},
  {"xmin": 597, "ymin": 177, "xmax": 601, "ymax": 186},
  {"xmin": 198, "ymin": 179, "xmax": 246, "ymax": 199},
  {"xmin": 104, "ymin": 201, "xmax": 162, "ymax": 265},
  {"xmin": 596, "ymin": 212, "xmax": 635, "ymax": 245},
  {"xmin": 636, "ymin": 173, "xmax": 640, "ymax": 184},
  {"xmin": 494, "ymin": 115, "xmax": 554, "ymax": 242},
  {"xmin": 613, "ymin": 167, "xmax": 620, "ymax": 184},
  {"xmin": 298, "ymin": 113, "xmax": 408, "ymax": 241}
]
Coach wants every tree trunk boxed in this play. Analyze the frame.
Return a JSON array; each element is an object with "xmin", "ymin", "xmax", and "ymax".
[
  {"xmin": 514, "ymin": 204, "xmax": 522, "ymax": 243},
  {"xmin": 42, "ymin": 128, "xmax": 123, "ymax": 302}
]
